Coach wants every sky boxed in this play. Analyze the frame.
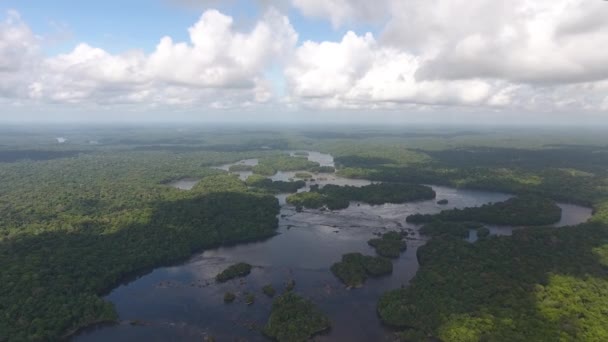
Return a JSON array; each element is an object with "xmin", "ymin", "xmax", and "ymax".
[{"xmin": 1, "ymin": 0, "xmax": 608, "ymax": 124}]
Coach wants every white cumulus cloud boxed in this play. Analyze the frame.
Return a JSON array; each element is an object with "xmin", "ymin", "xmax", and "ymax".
[{"xmin": 2, "ymin": 8, "xmax": 297, "ymax": 107}]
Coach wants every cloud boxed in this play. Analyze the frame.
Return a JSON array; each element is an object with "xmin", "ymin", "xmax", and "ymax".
[
  {"xmin": 1, "ymin": 0, "xmax": 608, "ymax": 115},
  {"xmin": 2, "ymin": 8, "xmax": 297, "ymax": 107},
  {"xmin": 284, "ymin": 28, "xmax": 608, "ymax": 112},
  {"xmin": 290, "ymin": 0, "xmax": 390, "ymax": 27},
  {"xmin": 405, "ymin": 0, "xmax": 608, "ymax": 85}
]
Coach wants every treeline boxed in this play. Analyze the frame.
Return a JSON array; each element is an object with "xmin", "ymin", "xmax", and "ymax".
[
  {"xmin": 287, "ymin": 183, "xmax": 436, "ymax": 210},
  {"xmin": 264, "ymin": 292, "xmax": 331, "ymax": 342},
  {"xmin": 407, "ymin": 195, "xmax": 562, "ymax": 226},
  {"xmin": 245, "ymin": 174, "xmax": 306, "ymax": 193}
]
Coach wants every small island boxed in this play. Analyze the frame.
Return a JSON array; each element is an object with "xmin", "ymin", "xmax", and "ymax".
[
  {"xmin": 244, "ymin": 292, "xmax": 255, "ymax": 305},
  {"xmin": 367, "ymin": 231, "xmax": 407, "ymax": 258},
  {"xmin": 309, "ymin": 166, "xmax": 336, "ymax": 173},
  {"xmin": 263, "ymin": 284, "xmax": 276, "ymax": 297},
  {"xmin": 294, "ymin": 172, "xmax": 312, "ymax": 179},
  {"xmin": 215, "ymin": 263, "xmax": 252, "ymax": 282},
  {"xmin": 437, "ymin": 199, "xmax": 448, "ymax": 205},
  {"xmin": 331, "ymin": 253, "xmax": 393, "ymax": 287},
  {"xmin": 287, "ymin": 183, "xmax": 436, "ymax": 210},
  {"xmin": 246, "ymin": 174, "xmax": 306, "ymax": 193},
  {"xmin": 263, "ymin": 292, "xmax": 331, "ymax": 342}
]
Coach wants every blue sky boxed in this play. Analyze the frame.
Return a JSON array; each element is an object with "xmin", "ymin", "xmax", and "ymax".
[
  {"xmin": 0, "ymin": 0, "xmax": 373, "ymax": 55},
  {"xmin": 0, "ymin": 0, "xmax": 606, "ymax": 123}
]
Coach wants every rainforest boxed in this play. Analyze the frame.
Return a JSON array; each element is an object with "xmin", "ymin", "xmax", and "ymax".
[{"xmin": 1, "ymin": 125, "xmax": 607, "ymax": 342}]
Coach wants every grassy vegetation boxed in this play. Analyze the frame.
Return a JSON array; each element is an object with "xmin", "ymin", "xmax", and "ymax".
[
  {"xmin": 368, "ymin": 231, "xmax": 407, "ymax": 258},
  {"xmin": 330, "ymin": 253, "xmax": 393, "ymax": 287},
  {"xmin": 263, "ymin": 292, "xmax": 331, "ymax": 342},
  {"xmin": 215, "ymin": 263, "xmax": 253, "ymax": 282}
]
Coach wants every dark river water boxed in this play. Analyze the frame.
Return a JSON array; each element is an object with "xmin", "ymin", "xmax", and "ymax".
[{"xmin": 75, "ymin": 151, "xmax": 593, "ymax": 342}]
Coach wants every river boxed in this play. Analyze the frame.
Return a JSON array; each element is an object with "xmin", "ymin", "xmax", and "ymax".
[{"xmin": 75, "ymin": 151, "xmax": 592, "ymax": 342}]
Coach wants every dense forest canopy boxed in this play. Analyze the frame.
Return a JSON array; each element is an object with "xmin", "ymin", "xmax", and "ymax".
[
  {"xmin": 1, "ymin": 126, "xmax": 608, "ymax": 341},
  {"xmin": 0, "ymin": 147, "xmax": 280, "ymax": 341},
  {"xmin": 407, "ymin": 195, "xmax": 562, "ymax": 226}
]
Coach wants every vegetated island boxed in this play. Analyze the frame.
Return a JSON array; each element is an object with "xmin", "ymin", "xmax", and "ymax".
[
  {"xmin": 407, "ymin": 195, "xmax": 562, "ymax": 226},
  {"xmin": 262, "ymin": 284, "xmax": 276, "ymax": 297},
  {"xmin": 294, "ymin": 172, "xmax": 312, "ymax": 179},
  {"xmin": 287, "ymin": 183, "xmax": 436, "ymax": 210},
  {"xmin": 263, "ymin": 292, "xmax": 331, "ymax": 342},
  {"xmin": 216, "ymin": 262, "xmax": 252, "ymax": 282},
  {"xmin": 309, "ymin": 166, "xmax": 336, "ymax": 173},
  {"xmin": 245, "ymin": 174, "xmax": 306, "ymax": 193},
  {"xmin": 331, "ymin": 253, "xmax": 393, "ymax": 287},
  {"xmin": 368, "ymin": 231, "xmax": 408, "ymax": 258}
]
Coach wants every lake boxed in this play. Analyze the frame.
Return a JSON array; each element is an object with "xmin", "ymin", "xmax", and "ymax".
[{"xmin": 75, "ymin": 151, "xmax": 592, "ymax": 342}]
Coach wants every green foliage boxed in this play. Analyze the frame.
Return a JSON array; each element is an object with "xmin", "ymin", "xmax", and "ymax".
[
  {"xmin": 294, "ymin": 172, "xmax": 312, "ymax": 179},
  {"xmin": 309, "ymin": 166, "xmax": 335, "ymax": 173},
  {"xmin": 0, "ymin": 150, "xmax": 280, "ymax": 341},
  {"xmin": 245, "ymin": 174, "xmax": 305, "ymax": 193},
  {"xmin": 286, "ymin": 191, "xmax": 326, "ymax": 209},
  {"xmin": 378, "ymin": 224, "xmax": 608, "ymax": 341},
  {"xmin": 287, "ymin": 183, "xmax": 435, "ymax": 210},
  {"xmin": 262, "ymin": 284, "xmax": 276, "ymax": 297},
  {"xmin": 408, "ymin": 195, "xmax": 562, "ymax": 226},
  {"xmin": 252, "ymin": 164, "xmax": 277, "ymax": 176},
  {"xmin": 245, "ymin": 292, "xmax": 255, "ymax": 305},
  {"xmin": 368, "ymin": 231, "xmax": 407, "ymax": 258},
  {"xmin": 477, "ymin": 227, "xmax": 490, "ymax": 239},
  {"xmin": 331, "ymin": 253, "xmax": 392, "ymax": 287},
  {"xmin": 263, "ymin": 292, "xmax": 331, "ymax": 342},
  {"xmin": 216, "ymin": 263, "xmax": 253, "ymax": 282},
  {"xmin": 418, "ymin": 221, "xmax": 472, "ymax": 239}
]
